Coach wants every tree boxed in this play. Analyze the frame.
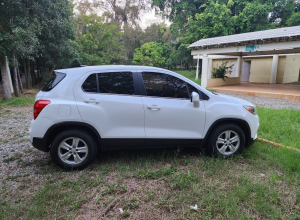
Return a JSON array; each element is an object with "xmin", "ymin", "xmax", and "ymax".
[
  {"xmin": 133, "ymin": 42, "xmax": 166, "ymax": 67},
  {"xmin": 75, "ymin": 14, "xmax": 124, "ymax": 65},
  {"xmin": 0, "ymin": 57, "xmax": 12, "ymax": 99},
  {"xmin": 286, "ymin": 12, "xmax": 300, "ymax": 26},
  {"xmin": 77, "ymin": 0, "xmax": 151, "ymax": 28},
  {"xmin": 152, "ymin": 0, "xmax": 207, "ymax": 35}
]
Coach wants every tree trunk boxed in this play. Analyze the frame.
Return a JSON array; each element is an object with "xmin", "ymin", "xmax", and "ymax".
[
  {"xmin": 0, "ymin": 57, "xmax": 12, "ymax": 99},
  {"xmin": 36, "ymin": 58, "xmax": 41, "ymax": 81},
  {"xmin": 49, "ymin": 66, "xmax": 56, "ymax": 75},
  {"xmin": 180, "ymin": 60, "xmax": 182, "ymax": 70},
  {"xmin": 188, "ymin": 63, "xmax": 191, "ymax": 71},
  {"xmin": 24, "ymin": 59, "xmax": 31, "ymax": 89},
  {"xmin": 17, "ymin": 68, "xmax": 23, "ymax": 93},
  {"xmin": 12, "ymin": 54, "xmax": 20, "ymax": 97},
  {"xmin": 12, "ymin": 67, "xmax": 20, "ymax": 97},
  {"xmin": 30, "ymin": 60, "xmax": 36, "ymax": 86}
]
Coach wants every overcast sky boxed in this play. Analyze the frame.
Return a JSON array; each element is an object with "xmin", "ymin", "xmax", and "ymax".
[{"xmin": 74, "ymin": 0, "xmax": 171, "ymax": 29}]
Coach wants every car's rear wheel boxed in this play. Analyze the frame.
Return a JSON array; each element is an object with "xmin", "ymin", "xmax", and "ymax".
[
  {"xmin": 208, "ymin": 124, "xmax": 245, "ymax": 157},
  {"xmin": 50, "ymin": 130, "xmax": 97, "ymax": 169}
]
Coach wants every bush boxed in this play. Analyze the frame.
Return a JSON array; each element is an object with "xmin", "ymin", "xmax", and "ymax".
[{"xmin": 212, "ymin": 61, "xmax": 233, "ymax": 80}]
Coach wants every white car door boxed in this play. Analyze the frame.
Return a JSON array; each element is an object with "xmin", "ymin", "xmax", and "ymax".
[
  {"xmin": 74, "ymin": 70, "xmax": 145, "ymax": 147},
  {"xmin": 140, "ymin": 71, "xmax": 206, "ymax": 145}
]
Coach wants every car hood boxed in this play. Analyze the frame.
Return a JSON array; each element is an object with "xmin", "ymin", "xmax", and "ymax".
[{"xmin": 217, "ymin": 93, "xmax": 254, "ymax": 106}]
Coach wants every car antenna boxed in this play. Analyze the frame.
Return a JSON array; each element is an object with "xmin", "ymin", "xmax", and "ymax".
[{"xmin": 77, "ymin": 59, "xmax": 87, "ymax": 67}]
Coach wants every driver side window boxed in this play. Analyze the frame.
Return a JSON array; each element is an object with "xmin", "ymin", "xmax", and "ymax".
[{"xmin": 142, "ymin": 72, "xmax": 189, "ymax": 99}]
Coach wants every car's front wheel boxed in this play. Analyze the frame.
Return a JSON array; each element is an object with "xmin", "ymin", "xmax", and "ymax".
[
  {"xmin": 208, "ymin": 124, "xmax": 245, "ymax": 157},
  {"xmin": 50, "ymin": 130, "xmax": 97, "ymax": 169}
]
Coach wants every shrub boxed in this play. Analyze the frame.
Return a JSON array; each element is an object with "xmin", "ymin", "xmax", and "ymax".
[{"xmin": 212, "ymin": 61, "xmax": 234, "ymax": 81}]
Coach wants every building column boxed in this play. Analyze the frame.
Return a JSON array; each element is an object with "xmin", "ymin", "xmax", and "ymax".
[
  {"xmin": 201, "ymin": 54, "xmax": 209, "ymax": 88},
  {"xmin": 270, "ymin": 55, "xmax": 279, "ymax": 84},
  {"xmin": 236, "ymin": 56, "xmax": 243, "ymax": 78},
  {"xmin": 195, "ymin": 58, "xmax": 199, "ymax": 80},
  {"xmin": 208, "ymin": 58, "xmax": 213, "ymax": 79}
]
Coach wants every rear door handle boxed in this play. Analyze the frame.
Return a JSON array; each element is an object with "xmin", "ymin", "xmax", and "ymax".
[
  {"xmin": 147, "ymin": 105, "xmax": 161, "ymax": 111},
  {"xmin": 84, "ymin": 99, "xmax": 99, "ymax": 104}
]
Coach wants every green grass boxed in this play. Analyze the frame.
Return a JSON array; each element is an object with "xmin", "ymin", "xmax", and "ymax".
[
  {"xmin": 1, "ymin": 142, "xmax": 299, "ymax": 219},
  {"xmin": 257, "ymin": 107, "xmax": 300, "ymax": 149},
  {"xmin": 0, "ymin": 96, "xmax": 35, "ymax": 108},
  {"xmin": 173, "ymin": 70, "xmax": 201, "ymax": 85}
]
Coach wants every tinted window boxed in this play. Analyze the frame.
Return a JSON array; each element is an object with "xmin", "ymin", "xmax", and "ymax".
[
  {"xmin": 186, "ymin": 83, "xmax": 210, "ymax": 100},
  {"xmin": 98, "ymin": 72, "xmax": 134, "ymax": 95},
  {"xmin": 186, "ymin": 83, "xmax": 198, "ymax": 97},
  {"xmin": 42, "ymin": 72, "xmax": 66, "ymax": 92},
  {"xmin": 82, "ymin": 74, "xmax": 97, "ymax": 93},
  {"xmin": 142, "ymin": 72, "xmax": 189, "ymax": 99}
]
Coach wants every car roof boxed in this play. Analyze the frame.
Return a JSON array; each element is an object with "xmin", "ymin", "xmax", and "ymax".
[{"xmin": 56, "ymin": 65, "xmax": 169, "ymax": 73}]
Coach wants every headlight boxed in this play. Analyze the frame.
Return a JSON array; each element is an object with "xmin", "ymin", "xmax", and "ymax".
[{"xmin": 243, "ymin": 105, "xmax": 257, "ymax": 115}]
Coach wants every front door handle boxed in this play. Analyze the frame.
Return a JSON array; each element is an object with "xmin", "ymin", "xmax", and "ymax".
[
  {"xmin": 84, "ymin": 99, "xmax": 99, "ymax": 104},
  {"xmin": 147, "ymin": 105, "xmax": 161, "ymax": 111}
]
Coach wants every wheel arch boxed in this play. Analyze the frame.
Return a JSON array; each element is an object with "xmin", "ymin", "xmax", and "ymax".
[
  {"xmin": 44, "ymin": 122, "xmax": 102, "ymax": 151},
  {"xmin": 203, "ymin": 118, "xmax": 251, "ymax": 148}
]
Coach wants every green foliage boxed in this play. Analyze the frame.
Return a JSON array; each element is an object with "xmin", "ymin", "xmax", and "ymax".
[
  {"xmin": 122, "ymin": 209, "xmax": 132, "ymax": 217},
  {"xmin": 133, "ymin": 42, "xmax": 166, "ymax": 67},
  {"xmin": 286, "ymin": 12, "xmax": 300, "ymax": 26},
  {"xmin": 74, "ymin": 14, "xmax": 124, "ymax": 65},
  {"xmin": 126, "ymin": 196, "xmax": 139, "ymax": 209},
  {"xmin": 212, "ymin": 61, "xmax": 233, "ymax": 80},
  {"xmin": 0, "ymin": 0, "xmax": 76, "ymax": 70}
]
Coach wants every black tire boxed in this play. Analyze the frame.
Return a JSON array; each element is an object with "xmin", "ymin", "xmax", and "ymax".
[
  {"xmin": 50, "ymin": 130, "xmax": 97, "ymax": 169},
  {"xmin": 208, "ymin": 124, "xmax": 245, "ymax": 158}
]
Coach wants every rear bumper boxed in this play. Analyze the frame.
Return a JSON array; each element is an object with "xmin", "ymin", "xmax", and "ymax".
[{"xmin": 32, "ymin": 137, "xmax": 49, "ymax": 152}]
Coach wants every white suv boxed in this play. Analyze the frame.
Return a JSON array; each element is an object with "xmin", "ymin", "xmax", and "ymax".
[{"xmin": 29, "ymin": 65, "xmax": 259, "ymax": 169}]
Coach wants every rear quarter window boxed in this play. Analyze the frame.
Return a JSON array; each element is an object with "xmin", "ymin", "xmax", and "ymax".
[{"xmin": 42, "ymin": 72, "xmax": 66, "ymax": 92}]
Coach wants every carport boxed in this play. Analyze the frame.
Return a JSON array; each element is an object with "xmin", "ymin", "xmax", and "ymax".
[{"xmin": 189, "ymin": 26, "xmax": 300, "ymax": 90}]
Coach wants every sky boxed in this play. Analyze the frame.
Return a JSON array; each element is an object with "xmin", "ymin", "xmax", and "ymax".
[
  {"xmin": 74, "ymin": 0, "xmax": 171, "ymax": 29},
  {"xmin": 140, "ymin": 9, "xmax": 171, "ymax": 29}
]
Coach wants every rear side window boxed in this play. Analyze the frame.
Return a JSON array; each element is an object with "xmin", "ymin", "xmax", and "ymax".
[
  {"xmin": 82, "ymin": 74, "xmax": 97, "ymax": 92},
  {"xmin": 98, "ymin": 72, "xmax": 134, "ymax": 95},
  {"xmin": 142, "ymin": 72, "xmax": 189, "ymax": 99},
  {"xmin": 42, "ymin": 72, "xmax": 66, "ymax": 92}
]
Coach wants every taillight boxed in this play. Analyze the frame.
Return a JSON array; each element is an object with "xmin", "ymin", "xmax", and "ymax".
[{"xmin": 34, "ymin": 100, "xmax": 51, "ymax": 119}]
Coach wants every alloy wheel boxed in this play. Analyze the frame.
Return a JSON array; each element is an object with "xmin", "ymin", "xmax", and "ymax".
[
  {"xmin": 216, "ymin": 130, "xmax": 240, "ymax": 156},
  {"xmin": 58, "ymin": 137, "xmax": 89, "ymax": 164}
]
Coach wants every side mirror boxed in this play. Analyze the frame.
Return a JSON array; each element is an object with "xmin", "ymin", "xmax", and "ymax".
[{"xmin": 191, "ymin": 92, "xmax": 200, "ymax": 107}]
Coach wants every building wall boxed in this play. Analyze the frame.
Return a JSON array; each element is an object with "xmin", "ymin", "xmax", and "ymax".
[
  {"xmin": 276, "ymin": 57, "xmax": 286, "ymax": 84},
  {"xmin": 207, "ymin": 77, "xmax": 240, "ymax": 87},
  {"xmin": 248, "ymin": 57, "xmax": 272, "ymax": 83},
  {"xmin": 210, "ymin": 55, "xmax": 300, "ymax": 84},
  {"xmin": 212, "ymin": 59, "xmax": 237, "ymax": 78},
  {"xmin": 282, "ymin": 55, "xmax": 300, "ymax": 83}
]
